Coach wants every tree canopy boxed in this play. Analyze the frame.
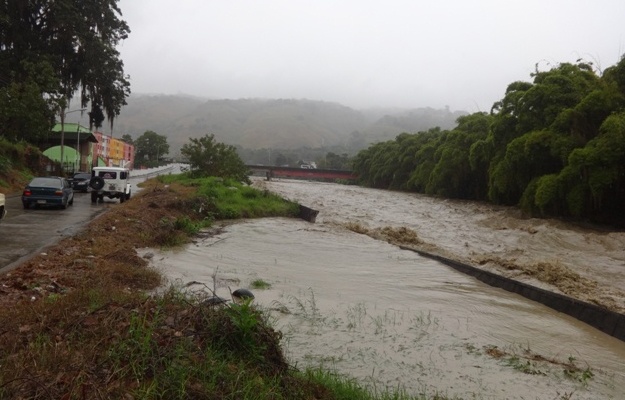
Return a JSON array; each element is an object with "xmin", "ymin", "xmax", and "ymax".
[
  {"xmin": 0, "ymin": 0, "xmax": 130, "ymax": 142},
  {"xmin": 134, "ymin": 131, "xmax": 168, "ymax": 167},
  {"xmin": 181, "ymin": 134, "xmax": 250, "ymax": 184},
  {"xmin": 352, "ymin": 57, "xmax": 625, "ymax": 226}
]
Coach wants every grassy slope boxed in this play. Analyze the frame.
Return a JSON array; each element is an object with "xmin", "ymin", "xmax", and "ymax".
[{"xmin": 0, "ymin": 139, "xmax": 56, "ymax": 195}]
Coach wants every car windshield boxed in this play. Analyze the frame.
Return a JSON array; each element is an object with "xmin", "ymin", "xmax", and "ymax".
[
  {"xmin": 73, "ymin": 173, "xmax": 91, "ymax": 180},
  {"xmin": 30, "ymin": 177, "xmax": 61, "ymax": 188}
]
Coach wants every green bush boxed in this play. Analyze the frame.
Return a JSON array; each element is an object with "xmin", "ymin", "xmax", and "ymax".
[{"xmin": 158, "ymin": 175, "xmax": 300, "ymax": 220}]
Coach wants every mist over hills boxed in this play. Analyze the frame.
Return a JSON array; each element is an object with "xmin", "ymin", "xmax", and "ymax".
[{"xmin": 107, "ymin": 94, "xmax": 467, "ymax": 155}]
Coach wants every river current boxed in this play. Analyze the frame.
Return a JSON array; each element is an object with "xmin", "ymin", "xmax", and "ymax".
[{"xmin": 146, "ymin": 178, "xmax": 625, "ymax": 399}]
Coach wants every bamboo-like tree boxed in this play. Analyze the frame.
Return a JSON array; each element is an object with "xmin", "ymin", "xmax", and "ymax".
[{"xmin": 351, "ymin": 56, "xmax": 625, "ymax": 225}]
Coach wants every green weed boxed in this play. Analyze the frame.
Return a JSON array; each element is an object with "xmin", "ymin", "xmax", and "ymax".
[{"xmin": 250, "ymin": 279, "xmax": 272, "ymax": 289}]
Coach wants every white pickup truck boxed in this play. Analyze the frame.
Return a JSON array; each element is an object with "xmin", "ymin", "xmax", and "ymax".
[{"xmin": 0, "ymin": 193, "xmax": 6, "ymax": 221}]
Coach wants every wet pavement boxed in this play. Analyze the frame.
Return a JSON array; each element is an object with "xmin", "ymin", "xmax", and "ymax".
[{"xmin": 0, "ymin": 166, "xmax": 177, "ymax": 273}]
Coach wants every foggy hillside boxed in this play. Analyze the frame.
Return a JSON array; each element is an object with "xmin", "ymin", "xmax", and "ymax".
[{"xmin": 107, "ymin": 94, "xmax": 466, "ymax": 154}]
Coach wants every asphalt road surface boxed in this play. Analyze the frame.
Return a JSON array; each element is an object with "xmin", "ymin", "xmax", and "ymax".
[{"xmin": 0, "ymin": 165, "xmax": 178, "ymax": 273}]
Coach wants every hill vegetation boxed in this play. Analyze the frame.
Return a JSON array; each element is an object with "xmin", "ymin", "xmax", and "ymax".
[
  {"xmin": 104, "ymin": 96, "xmax": 465, "ymax": 157},
  {"xmin": 0, "ymin": 139, "xmax": 53, "ymax": 193}
]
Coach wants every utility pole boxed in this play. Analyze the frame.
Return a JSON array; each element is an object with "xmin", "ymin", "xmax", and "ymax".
[{"xmin": 60, "ymin": 107, "xmax": 86, "ymax": 175}]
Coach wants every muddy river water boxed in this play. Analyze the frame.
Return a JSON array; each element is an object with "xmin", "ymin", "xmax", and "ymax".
[{"xmin": 146, "ymin": 178, "xmax": 625, "ymax": 399}]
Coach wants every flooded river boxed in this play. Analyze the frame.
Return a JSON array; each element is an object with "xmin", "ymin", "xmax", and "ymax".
[{"xmin": 146, "ymin": 179, "xmax": 625, "ymax": 399}]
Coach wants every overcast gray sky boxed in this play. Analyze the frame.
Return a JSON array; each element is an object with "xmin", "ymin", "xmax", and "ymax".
[{"xmin": 116, "ymin": 0, "xmax": 625, "ymax": 112}]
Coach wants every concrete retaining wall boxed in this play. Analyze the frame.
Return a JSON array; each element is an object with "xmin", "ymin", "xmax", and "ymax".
[
  {"xmin": 299, "ymin": 205, "xmax": 319, "ymax": 223},
  {"xmin": 400, "ymin": 246, "xmax": 625, "ymax": 342}
]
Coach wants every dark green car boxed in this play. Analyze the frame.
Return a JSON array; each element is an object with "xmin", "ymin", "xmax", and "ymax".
[{"xmin": 22, "ymin": 177, "xmax": 74, "ymax": 209}]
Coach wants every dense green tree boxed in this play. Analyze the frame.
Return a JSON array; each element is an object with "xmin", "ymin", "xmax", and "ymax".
[
  {"xmin": 515, "ymin": 62, "xmax": 597, "ymax": 132},
  {"xmin": 490, "ymin": 129, "xmax": 572, "ymax": 205},
  {"xmin": 387, "ymin": 133, "xmax": 420, "ymax": 189},
  {"xmin": 0, "ymin": 60, "xmax": 59, "ymax": 142},
  {"xmin": 487, "ymin": 62, "xmax": 603, "ymax": 205},
  {"xmin": 559, "ymin": 112, "xmax": 625, "ymax": 221},
  {"xmin": 368, "ymin": 141, "xmax": 400, "ymax": 188},
  {"xmin": 403, "ymin": 128, "xmax": 442, "ymax": 192},
  {"xmin": 181, "ymin": 134, "xmax": 250, "ymax": 184},
  {"xmin": 320, "ymin": 152, "xmax": 350, "ymax": 170},
  {"xmin": 425, "ymin": 114, "xmax": 490, "ymax": 199},
  {"xmin": 348, "ymin": 57, "xmax": 625, "ymax": 225},
  {"xmin": 134, "ymin": 131, "xmax": 168, "ymax": 165},
  {"xmin": 0, "ymin": 0, "xmax": 130, "ymax": 140}
]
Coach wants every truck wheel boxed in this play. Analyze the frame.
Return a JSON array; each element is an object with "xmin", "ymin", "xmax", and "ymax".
[
  {"xmin": 120, "ymin": 194, "xmax": 125, "ymax": 203},
  {"xmin": 91, "ymin": 192, "xmax": 98, "ymax": 203}
]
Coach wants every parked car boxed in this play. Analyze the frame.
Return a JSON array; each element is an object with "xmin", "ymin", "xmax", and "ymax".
[
  {"xmin": 89, "ymin": 167, "xmax": 132, "ymax": 203},
  {"xmin": 22, "ymin": 176, "xmax": 74, "ymax": 209},
  {"xmin": 0, "ymin": 193, "xmax": 6, "ymax": 220},
  {"xmin": 68, "ymin": 172, "xmax": 92, "ymax": 192}
]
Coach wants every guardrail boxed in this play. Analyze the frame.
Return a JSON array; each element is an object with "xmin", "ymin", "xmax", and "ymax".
[{"xmin": 131, "ymin": 165, "xmax": 175, "ymax": 180}]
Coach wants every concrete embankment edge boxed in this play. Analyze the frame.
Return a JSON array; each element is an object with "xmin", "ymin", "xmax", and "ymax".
[
  {"xmin": 399, "ymin": 245, "xmax": 625, "ymax": 343},
  {"xmin": 298, "ymin": 205, "xmax": 319, "ymax": 223}
]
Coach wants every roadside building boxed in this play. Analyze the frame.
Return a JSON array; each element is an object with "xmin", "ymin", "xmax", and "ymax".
[
  {"xmin": 44, "ymin": 123, "xmax": 98, "ymax": 173},
  {"xmin": 37, "ymin": 125, "xmax": 135, "ymax": 173},
  {"xmin": 93, "ymin": 132, "xmax": 135, "ymax": 169}
]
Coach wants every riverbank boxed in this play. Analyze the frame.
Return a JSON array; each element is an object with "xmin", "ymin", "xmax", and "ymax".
[
  {"xmin": 2, "ymin": 174, "xmax": 623, "ymax": 398},
  {"xmin": 0, "ymin": 178, "xmax": 397, "ymax": 399},
  {"xmin": 146, "ymin": 215, "xmax": 625, "ymax": 399}
]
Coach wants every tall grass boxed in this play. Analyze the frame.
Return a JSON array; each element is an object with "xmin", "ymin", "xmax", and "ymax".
[{"xmin": 157, "ymin": 175, "xmax": 300, "ymax": 219}]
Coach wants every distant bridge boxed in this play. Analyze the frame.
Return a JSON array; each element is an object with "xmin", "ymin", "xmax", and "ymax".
[{"xmin": 246, "ymin": 165, "xmax": 358, "ymax": 181}]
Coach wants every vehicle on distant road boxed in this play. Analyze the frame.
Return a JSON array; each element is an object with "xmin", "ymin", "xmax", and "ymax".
[
  {"xmin": 68, "ymin": 172, "xmax": 92, "ymax": 192},
  {"xmin": 0, "ymin": 193, "xmax": 6, "ymax": 220},
  {"xmin": 22, "ymin": 177, "xmax": 74, "ymax": 209},
  {"xmin": 89, "ymin": 166, "xmax": 131, "ymax": 203}
]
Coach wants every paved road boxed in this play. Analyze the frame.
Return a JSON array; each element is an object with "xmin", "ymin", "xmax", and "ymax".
[{"xmin": 0, "ymin": 165, "xmax": 178, "ymax": 273}]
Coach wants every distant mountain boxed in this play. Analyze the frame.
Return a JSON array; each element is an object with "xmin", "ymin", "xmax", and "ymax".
[{"xmin": 103, "ymin": 94, "xmax": 467, "ymax": 154}]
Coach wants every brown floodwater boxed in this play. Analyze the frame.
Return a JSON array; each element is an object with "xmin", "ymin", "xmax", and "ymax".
[{"xmin": 145, "ymin": 178, "xmax": 625, "ymax": 399}]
